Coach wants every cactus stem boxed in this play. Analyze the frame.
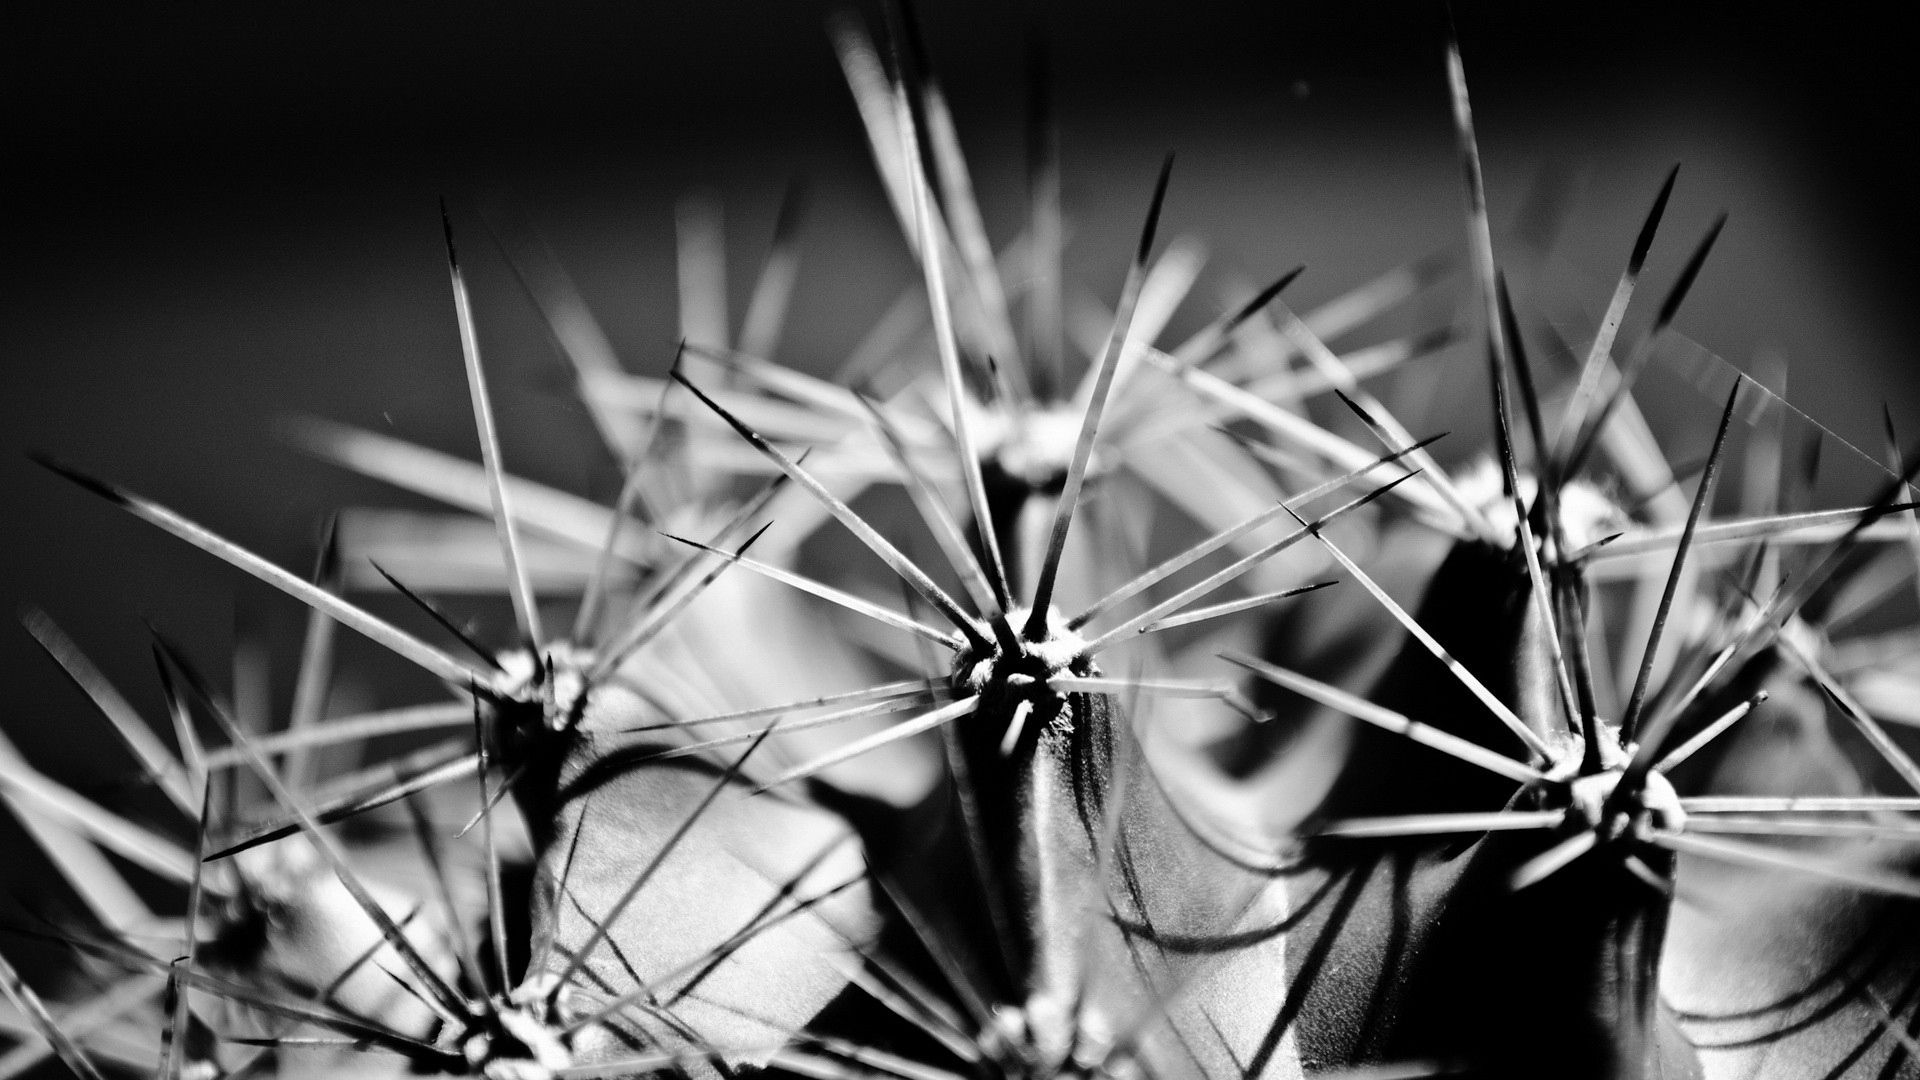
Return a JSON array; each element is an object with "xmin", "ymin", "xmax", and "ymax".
[
  {"xmin": 36, "ymin": 455, "xmax": 500, "ymax": 691},
  {"xmin": 1286, "ymin": 502, "xmax": 1556, "ymax": 761},
  {"xmin": 442, "ymin": 200, "xmax": 544, "ymax": 650}
]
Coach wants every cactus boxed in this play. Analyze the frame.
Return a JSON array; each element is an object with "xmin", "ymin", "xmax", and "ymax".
[{"xmin": 8, "ymin": 11, "xmax": 1920, "ymax": 1080}]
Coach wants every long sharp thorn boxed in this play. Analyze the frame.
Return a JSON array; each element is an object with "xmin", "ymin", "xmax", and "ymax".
[
  {"xmin": 774, "ymin": 1038, "xmax": 968, "ymax": 1080},
  {"xmin": 1284, "ymin": 433, "xmax": 1448, "ymax": 507},
  {"xmin": 912, "ymin": 53, "xmax": 1022, "ymax": 388},
  {"xmin": 1128, "ymin": 580, "xmax": 1337, "ymax": 639},
  {"xmin": 1576, "ymin": 502, "xmax": 1920, "ymax": 561},
  {"xmin": 1286, "ymin": 503, "xmax": 1556, "ymax": 760},
  {"xmin": 164, "ymin": 785, "xmax": 211, "ymax": 1080},
  {"xmin": 1884, "ymin": 405, "xmax": 1920, "ymax": 613},
  {"xmin": 0, "ymin": 977, "xmax": 157, "ymax": 1077},
  {"xmin": 1443, "ymin": 19, "xmax": 1494, "ymax": 323},
  {"xmin": 467, "ymin": 701, "xmax": 511, "ymax": 996},
  {"xmin": 568, "ymin": 869, "xmax": 869, "ymax": 1036},
  {"xmin": 1495, "ymin": 276, "xmax": 1553, "ymax": 489},
  {"xmin": 1775, "ymin": 630, "xmax": 1920, "ymax": 795},
  {"xmin": 285, "ymin": 518, "xmax": 344, "ymax": 789},
  {"xmin": 1072, "ymin": 433, "xmax": 1441, "ymax": 629},
  {"xmin": 1681, "ymin": 796, "xmax": 1920, "ymax": 813},
  {"xmin": 1327, "ymin": 383, "xmax": 1494, "ymax": 542},
  {"xmin": 830, "ymin": 11, "xmax": 919, "ymax": 260},
  {"xmin": 151, "ymin": 648, "xmax": 206, "ymax": 795},
  {"xmin": 671, "ymin": 372, "xmax": 992, "ymax": 651},
  {"xmin": 1443, "ymin": 20, "xmax": 1556, "ymax": 546},
  {"xmin": 0, "ymin": 951, "xmax": 109, "ymax": 1080},
  {"xmin": 1137, "ymin": 348, "xmax": 1463, "ymax": 529},
  {"xmin": 155, "ymin": 632, "xmax": 469, "ymax": 1019},
  {"xmin": 1082, "ymin": 472, "xmax": 1419, "ymax": 653},
  {"xmin": 679, "ymin": 340, "xmax": 882, "ymax": 426},
  {"xmin": 576, "ymin": 457, "xmax": 652, "ymax": 646},
  {"xmin": 479, "ymin": 198, "xmax": 635, "ymax": 464},
  {"xmin": 896, "ymin": 73, "xmax": 1015, "ymax": 609},
  {"xmin": 280, "ymin": 418, "xmax": 656, "ymax": 563},
  {"xmin": 621, "ymin": 679, "xmax": 937, "ymax": 733},
  {"xmin": 629, "ymin": 693, "xmax": 943, "ymax": 765},
  {"xmin": 553, "ymin": 1048, "xmax": 766, "ymax": 1080},
  {"xmin": 1557, "ymin": 164, "xmax": 1679, "ymax": 455},
  {"xmin": 1170, "ymin": 265, "xmax": 1306, "ymax": 367},
  {"xmin": 369, "ymin": 560, "xmax": 505, "ymax": 672},
  {"xmin": 1562, "ymin": 215, "xmax": 1728, "ymax": 479},
  {"xmin": 454, "ymin": 763, "xmax": 523, "ymax": 839},
  {"xmin": 1862, "ymin": 988, "xmax": 1920, "ymax": 1065},
  {"xmin": 661, "ymin": 532, "xmax": 958, "ymax": 651},
  {"xmin": 1557, "ymin": 582, "xmax": 1603, "ymax": 767},
  {"xmin": 884, "ymin": 0, "xmax": 1010, "ymax": 319},
  {"xmin": 1222, "ymin": 653, "xmax": 1546, "ymax": 785},
  {"xmin": 160, "ymin": 965, "xmax": 450, "ymax": 1061},
  {"xmin": 1444, "ymin": 24, "xmax": 1522, "ymax": 468},
  {"xmin": 1027, "ymin": 155, "xmax": 1174, "ymax": 638},
  {"xmin": 1654, "ymin": 214, "xmax": 1728, "ymax": 334},
  {"xmin": 548, "ymin": 720, "xmax": 780, "ymax": 996},
  {"xmin": 1620, "ymin": 855, "xmax": 1675, "ymax": 898},
  {"xmin": 1046, "ymin": 675, "xmax": 1236, "ymax": 699},
  {"xmin": 1509, "ymin": 830, "xmax": 1598, "ymax": 892},
  {"xmin": 1651, "ymin": 831, "xmax": 1920, "ymax": 901},
  {"xmin": 751, "ymin": 697, "xmax": 979, "ymax": 794},
  {"xmin": 658, "ymin": 837, "xmax": 854, "ymax": 1003},
  {"xmin": 201, "ymin": 702, "xmax": 475, "ymax": 767},
  {"xmin": 1619, "ymin": 379, "xmax": 1742, "ymax": 759},
  {"xmin": 591, "ymin": 521, "xmax": 773, "ymax": 680},
  {"xmin": 1315, "ymin": 810, "xmax": 1563, "ymax": 839},
  {"xmin": 399, "ymin": 793, "xmax": 485, "ymax": 995},
  {"xmin": 1489, "ymin": 278, "xmax": 1580, "ymax": 736},
  {"xmin": 220, "ymin": 1036, "xmax": 388, "ymax": 1051},
  {"xmin": 1682, "ymin": 817, "xmax": 1920, "ymax": 843},
  {"xmin": 1690, "ymin": 447, "xmax": 1920, "ymax": 693},
  {"xmin": 20, "ymin": 608, "xmax": 196, "ymax": 816},
  {"xmin": 854, "ymin": 391, "xmax": 1001, "ymax": 616},
  {"xmin": 829, "ymin": 957, "xmax": 981, "ymax": 1064},
  {"xmin": 1291, "ymin": 249, "xmax": 1451, "ymax": 349},
  {"xmin": 0, "ymin": 753, "xmax": 197, "ymax": 885},
  {"xmin": 807, "ymin": 900, "xmax": 980, "ymax": 1051},
  {"xmin": 444, "ymin": 200, "xmax": 543, "ymax": 647},
  {"xmin": 1653, "ymin": 691, "xmax": 1768, "ymax": 773},
  {"xmin": 36, "ymin": 455, "xmax": 496, "ymax": 690},
  {"xmin": 203, "ymin": 744, "xmax": 479, "ymax": 861},
  {"xmin": 624, "ymin": 451, "xmax": 795, "ymax": 623}
]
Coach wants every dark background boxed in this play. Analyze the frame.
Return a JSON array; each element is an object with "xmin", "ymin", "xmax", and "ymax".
[{"xmin": 2, "ymin": 0, "xmax": 1918, "ymax": 934}]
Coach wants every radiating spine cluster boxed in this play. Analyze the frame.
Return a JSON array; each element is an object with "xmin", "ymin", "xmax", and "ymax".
[{"xmin": 9, "ymin": 10, "xmax": 1920, "ymax": 1080}]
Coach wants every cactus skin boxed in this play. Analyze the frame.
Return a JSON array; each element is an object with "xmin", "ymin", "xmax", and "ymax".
[
  {"xmin": 502, "ymin": 653, "xmax": 878, "ymax": 1072},
  {"xmin": 14, "ymin": 15, "xmax": 1920, "ymax": 1080},
  {"xmin": 1274, "ymin": 514, "xmax": 1684, "ymax": 1078}
]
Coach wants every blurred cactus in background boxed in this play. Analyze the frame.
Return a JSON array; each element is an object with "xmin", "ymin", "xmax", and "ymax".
[{"xmin": 7, "ymin": 5, "xmax": 1920, "ymax": 1080}]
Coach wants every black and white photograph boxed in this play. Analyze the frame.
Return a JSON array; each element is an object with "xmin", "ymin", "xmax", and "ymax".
[{"xmin": 6, "ymin": 4, "xmax": 1920, "ymax": 1078}]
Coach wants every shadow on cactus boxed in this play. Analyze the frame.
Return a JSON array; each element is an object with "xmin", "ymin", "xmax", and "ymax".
[{"xmin": 9, "ymin": 8, "xmax": 1920, "ymax": 1080}]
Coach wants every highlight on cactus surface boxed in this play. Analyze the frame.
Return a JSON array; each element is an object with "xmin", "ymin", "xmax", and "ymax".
[{"xmin": 8, "ymin": 8, "xmax": 1920, "ymax": 1080}]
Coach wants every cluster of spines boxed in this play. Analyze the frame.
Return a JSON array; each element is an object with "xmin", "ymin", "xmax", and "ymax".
[{"xmin": 8, "ymin": 10, "xmax": 1920, "ymax": 1080}]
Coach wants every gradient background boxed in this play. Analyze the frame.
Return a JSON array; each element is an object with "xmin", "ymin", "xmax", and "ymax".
[{"xmin": 3, "ymin": 1, "xmax": 1919, "ymax": 937}]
